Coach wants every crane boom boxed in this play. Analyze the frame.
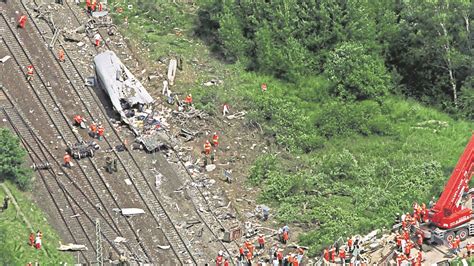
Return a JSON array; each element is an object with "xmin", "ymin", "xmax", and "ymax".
[{"xmin": 430, "ymin": 135, "xmax": 474, "ymax": 229}]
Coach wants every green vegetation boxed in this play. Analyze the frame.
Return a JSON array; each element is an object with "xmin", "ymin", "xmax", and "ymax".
[
  {"xmin": 0, "ymin": 128, "xmax": 32, "ymax": 190},
  {"xmin": 0, "ymin": 182, "xmax": 74, "ymax": 265},
  {"xmin": 110, "ymin": 0, "xmax": 474, "ymax": 256}
]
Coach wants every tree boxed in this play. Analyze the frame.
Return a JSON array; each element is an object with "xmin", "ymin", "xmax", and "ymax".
[
  {"xmin": 324, "ymin": 42, "xmax": 392, "ymax": 101},
  {"xmin": 0, "ymin": 129, "xmax": 31, "ymax": 190}
]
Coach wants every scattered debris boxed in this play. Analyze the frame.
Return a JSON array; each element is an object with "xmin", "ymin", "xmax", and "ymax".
[
  {"xmin": 114, "ymin": 237, "xmax": 127, "ymax": 243},
  {"xmin": 113, "ymin": 208, "xmax": 145, "ymax": 216},
  {"xmin": 157, "ymin": 245, "xmax": 171, "ymax": 250},
  {"xmin": 57, "ymin": 243, "xmax": 88, "ymax": 251},
  {"xmin": 0, "ymin": 55, "xmax": 11, "ymax": 63},
  {"xmin": 66, "ymin": 141, "xmax": 99, "ymax": 159}
]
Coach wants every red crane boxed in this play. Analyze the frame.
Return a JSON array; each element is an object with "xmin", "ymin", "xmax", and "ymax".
[{"xmin": 427, "ymin": 134, "xmax": 474, "ymax": 242}]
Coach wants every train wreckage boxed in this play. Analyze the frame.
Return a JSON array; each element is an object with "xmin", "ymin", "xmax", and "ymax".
[{"xmin": 94, "ymin": 51, "xmax": 173, "ymax": 151}]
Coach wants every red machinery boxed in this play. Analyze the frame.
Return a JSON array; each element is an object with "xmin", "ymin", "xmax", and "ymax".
[{"xmin": 426, "ymin": 134, "xmax": 474, "ymax": 242}]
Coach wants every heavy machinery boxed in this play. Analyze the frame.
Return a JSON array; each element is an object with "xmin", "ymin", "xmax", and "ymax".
[{"xmin": 420, "ymin": 135, "xmax": 474, "ymax": 243}]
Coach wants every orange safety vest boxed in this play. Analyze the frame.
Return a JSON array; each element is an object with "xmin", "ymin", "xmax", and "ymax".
[
  {"xmin": 283, "ymin": 231, "xmax": 289, "ymax": 241},
  {"xmin": 64, "ymin": 154, "xmax": 71, "ymax": 163},
  {"xmin": 323, "ymin": 249, "xmax": 329, "ymax": 261},
  {"xmin": 239, "ymin": 247, "xmax": 244, "ymax": 255},
  {"xmin": 277, "ymin": 251, "xmax": 283, "ymax": 260},
  {"xmin": 204, "ymin": 142, "xmax": 211, "ymax": 151},
  {"xmin": 339, "ymin": 249, "xmax": 345, "ymax": 258},
  {"xmin": 258, "ymin": 236, "xmax": 264, "ymax": 244},
  {"xmin": 213, "ymin": 134, "xmax": 219, "ymax": 144},
  {"xmin": 86, "ymin": 0, "xmax": 91, "ymax": 7},
  {"xmin": 185, "ymin": 95, "xmax": 192, "ymax": 104},
  {"xmin": 246, "ymin": 251, "xmax": 252, "ymax": 260},
  {"xmin": 90, "ymin": 124, "xmax": 97, "ymax": 132}
]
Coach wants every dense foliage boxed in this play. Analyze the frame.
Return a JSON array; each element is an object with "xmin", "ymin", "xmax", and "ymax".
[
  {"xmin": 0, "ymin": 129, "xmax": 31, "ymax": 190},
  {"xmin": 198, "ymin": 0, "xmax": 473, "ymax": 113}
]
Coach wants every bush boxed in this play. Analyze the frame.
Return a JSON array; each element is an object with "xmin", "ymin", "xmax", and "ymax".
[
  {"xmin": 325, "ymin": 42, "xmax": 392, "ymax": 101},
  {"xmin": 248, "ymin": 154, "xmax": 277, "ymax": 184},
  {"xmin": 0, "ymin": 129, "xmax": 31, "ymax": 190}
]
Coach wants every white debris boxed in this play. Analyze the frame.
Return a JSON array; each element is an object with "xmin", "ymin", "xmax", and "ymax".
[
  {"xmin": 114, "ymin": 237, "xmax": 127, "ymax": 243},
  {"xmin": 124, "ymin": 179, "xmax": 132, "ymax": 185},
  {"xmin": 113, "ymin": 208, "xmax": 145, "ymax": 216},
  {"xmin": 57, "ymin": 243, "xmax": 88, "ymax": 251},
  {"xmin": 157, "ymin": 245, "xmax": 171, "ymax": 250},
  {"xmin": 205, "ymin": 164, "xmax": 216, "ymax": 172},
  {"xmin": 0, "ymin": 55, "xmax": 11, "ymax": 63}
]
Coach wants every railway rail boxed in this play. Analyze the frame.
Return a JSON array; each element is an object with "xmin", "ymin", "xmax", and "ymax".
[
  {"xmin": 4, "ymin": 0, "xmax": 239, "ymax": 263},
  {"xmin": 16, "ymin": 0, "xmax": 236, "ymax": 262},
  {"xmin": 2, "ymin": 3, "xmax": 198, "ymax": 263},
  {"xmin": 0, "ymin": 12, "xmax": 150, "ymax": 263}
]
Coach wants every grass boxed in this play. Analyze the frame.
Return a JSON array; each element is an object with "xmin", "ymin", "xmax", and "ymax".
[
  {"xmin": 108, "ymin": 0, "xmax": 474, "ymax": 257},
  {"xmin": 0, "ymin": 181, "xmax": 74, "ymax": 265}
]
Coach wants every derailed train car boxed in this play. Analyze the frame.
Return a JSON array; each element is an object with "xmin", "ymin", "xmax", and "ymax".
[{"xmin": 93, "ymin": 51, "xmax": 154, "ymax": 135}]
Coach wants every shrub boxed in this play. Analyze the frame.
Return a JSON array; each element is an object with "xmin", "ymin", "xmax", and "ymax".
[{"xmin": 0, "ymin": 129, "xmax": 31, "ymax": 190}]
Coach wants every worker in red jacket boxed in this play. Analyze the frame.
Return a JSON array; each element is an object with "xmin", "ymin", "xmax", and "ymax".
[
  {"xmin": 323, "ymin": 248, "xmax": 329, "ymax": 261},
  {"xmin": 204, "ymin": 140, "xmax": 211, "ymax": 155},
  {"xmin": 404, "ymin": 241, "xmax": 412, "ymax": 258},
  {"xmin": 338, "ymin": 247, "xmax": 346, "ymax": 262},
  {"xmin": 223, "ymin": 258, "xmax": 229, "ymax": 266},
  {"xmin": 417, "ymin": 233, "xmax": 423, "ymax": 251},
  {"xmin": 212, "ymin": 132, "xmax": 219, "ymax": 148},
  {"xmin": 29, "ymin": 232, "xmax": 35, "ymax": 246},
  {"xmin": 257, "ymin": 234, "xmax": 265, "ymax": 249},
  {"xmin": 277, "ymin": 250, "xmax": 283, "ymax": 265},
  {"xmin": 18, "ymin": 15, "xmax": 27, "ymax": 28},
  {"xmin": 216, "ymin": 253, "xmax": 223, "ymax": 266},
  {"xmin": 282, "ymin": 230, "xmax": 289, "ymax": 244},
  {"xmin": 63, "ymin": 153, "xmax": 72, "ymax": 168},
  {"xmin": 58, "ymin": 49, "xmax": 65, "ymax": 62},
  {"xmin": 330, "ymin": 245, "xmax": 336, "ymax": 262},
  {"xmin": 73, "ymin": 115, "xmax": 83, "ymax": 126},
  {"xmin": 26, "ymin": 65, "xmax": 34, "ymax": 81},
  {"xmin": 347, "ymin": 237, "xmax": 353, "ymax": 252},
  {"xmin": 97, "ymin": 125, "xmax": 105, "ymax": 141}
]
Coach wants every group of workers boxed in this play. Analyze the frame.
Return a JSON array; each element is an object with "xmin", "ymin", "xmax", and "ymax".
[
  {"xmin": 85, "ymin": 0, "xmax": 103, "ymax": 13},
  {"xmin": 63, "ymin": 115, "xmax": 105, "ymax": 167},
  {"xmin": 28, "ymin": 230, "xmax": 42, "ymax": 250}
]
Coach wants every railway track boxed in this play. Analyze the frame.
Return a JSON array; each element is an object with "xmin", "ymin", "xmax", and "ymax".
[
  {"xmin": 2, "ymin": 4, "xmax": 198, "ymax": 263},
  {"xmin": 0, "ymin": 12, "xmax": 150, "ymax": 263},
  {"xmin": 6, "ymin": 0, "xmax": 239, "ymax": 263}
]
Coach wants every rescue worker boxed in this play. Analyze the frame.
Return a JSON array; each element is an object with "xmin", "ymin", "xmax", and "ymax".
[
  {"xmin": 248, "ymin": 243, "xmax": 255, "ymax": 257},
  {"xmin": 204, "ymin": 140, "xmax": 211, "ymax": 155},
  {"xmin": 396, "ymin": 253, "xmax": 407, "ymax": 266},
  {"xmin": 239, "ymin": 246, "xmax": 244, "ymax": 261},
  {"xmin": 91, "ymin": 0, "xmax": 97, "ymax": 12},
  {"xmin": 184, "ymin": 94, "xmax": 193, "ymax": 106},
  {"xmin": 36, "ymin": 230, "xmax": 42, "ymax": 239},
  {"xmin": 323, "ymin": 248, "xmax": 329, "ymax": 262},
  {"xmin": 415, "ymin": 251, "xmax": 423, "ymax": 266},
  {"xmin": 452, "ymin": 236, "xmax": 460, "ymax": 255},
  {"xmin": 29, "ymin": 232, "xmax": 35, "ymax": 246},
  {"xmin": 212, "ymin": 132, "xmax": 219, "ymax": 148},
  {"xmin": 86, "ymin": 0, "xmax": 91, "ymax": 12},
  {"xmin": 338, "ymin": 247, "xmax": 346, "ymax": 264},
  {"xmin": 73, "ymin": 115, "xmax": 83, "ymax": 127},
  {"xmin": 467, "ymin": 241, "xmax": 473, "ymax": 257},
  {"xmin": 257, "ymin": 234, "xmax": 265, "ymax": 249},
  {"xmin": 330, "ymin": 245, "xmax": 336, "ymax": 262},
  {"xmin": 94, "ymin": 33, "xmax": 101, "ymax": 47},
  {"xmin": 162, "ymin": 79, "xmax": 169, "ymax": 96},
  {"xmin": 216, "ymin": 252, "xmax": 224, "ymax": 266},
  {"xmin": 97, "ymin": 125, "xmax": 105, "ymax": 141},
  {"xmin": 58, "ymin": 49, "xmax": 65, "ymax": 62},
  {"xmin": 35, "ymin": 235, "xmax": 41, "ymax": 249},
  {"xmin": 26, "ymin": 65, "xmax": 34, "ymax": 81},
  {"xmin": 416, "ymin": 233, "xmax": 423, "ymax": 251},
  {"xmin": 223, "ymin": 258, "xmax": 229, "ymax": 266},
  {"xmin": 223, "ymin": 103, "xmax": 230, "ymax": 116},
  {"xmin": 63, "ymin": 153, "xmax": 72, "ymax": 168},
  {"xmin": 246, "ymin": 250, "xmax": 253, "ymax": 264},
  {"xmin": 347, "ymin": 237, "xmax": 353, "ymax": 252},
  {"xmin": 277, "ymin": 250, "xmax": 283, "ymax": 265},
  {"xmin": 89, "ymin": 122, "xmax": 97, "ymax": 138},
  {"xmin": 18, "ymin": 15, "xmax": 27, "ymax": 28},
  {"xmin": 282, "ymin": 230, "xmax": 289, "ymax": 244},
  {"xmin": 404, "ymin": 241, "xmax": 412, "ymax": 258}
]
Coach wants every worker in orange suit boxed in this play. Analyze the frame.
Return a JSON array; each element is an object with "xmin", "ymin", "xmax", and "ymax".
[
  {"xmin": 239, "ymin": 246, "xmax": 244, "ymax": 261},
  {"xmin": 184, "ymin": 94, "xmax": 193, "ymax": 105},
  {"xmin": 73, "ymin": 115, "xmax": 83, "ymax": 127},
  {"xmin": 63, "ymin": 153, "xmax": 72, "ymax": 168},
  {"xmin": 97, "ymin": 125, "xmax": 105, "ymax": 141},
  {"xmin": 91, "ymin": 0, "xmax": 97, "ymax": 12},
  {"xmin": 248, "ymin": 243, "xmax": 255, "ymax": 257},
  {"xmin": 323, "ymin": 247, "xmax": 329, "ymax": 261},
  {"xmin": 212, "ymin": 132, "xmax": 219, "ymax": 148},
  {"xmin": 26, "ymin": 65, "xmax": 34, "ymax": 81},
  {"xmin": 204, "ymin": 140, "xmax": 211, "ymax": 155},
  {"xmin": 330, "ymin": 245, "xmax": 336, "ymax": 262},
  {"xmin": 246, "ymin": 250, "xmax": 252, "ymax": 262},
  {"xmin": 29, "ymin": 232, "xmax": 35, "ymax": 246},
  {"xmin": 347, "ymin": 237, "xmax": 353, "ymax": 252},
  {"xmin": 86, "ymin": 0, "xmax": 91, "ymax": 12},
  {"xmin": 339, "ymin": 247, "xmax": 346, "ymax": 263},
  {"xmin": 396, "ymin": 254, "xmax": 407, "ymax": 266},
  {"xmin": 257, "ymin": 234, "xmax": 265, "ymax": 249},
  {"xmin": 417, "ymin": 233, "xmax": 423, "ymax": 251},
  {"xmin": 282, "ymin": 230, "xmax": 289, "ymax": 244},
  {"xmin": 415, "ymin": 251, "xmax": 423, "ymax": 266},
  {"xmin": 89, "ymin": 122, "xmax": 97, "ymax": 138},
  {"xmin": 58, "ymin": 49, "xmax": 65, "ymax": 62},
  {"xmin": 277, "ymin": 250, "xmax": 283, "ymax": 265},
  {"xmin": 18, "ymin": 15, "xmax": 27, "ymax": 28}
]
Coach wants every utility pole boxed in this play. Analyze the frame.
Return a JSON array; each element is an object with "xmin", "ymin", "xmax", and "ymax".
[{"xmin": 95, "ymin": 218, "xmax": 103, "ymax": 266}]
